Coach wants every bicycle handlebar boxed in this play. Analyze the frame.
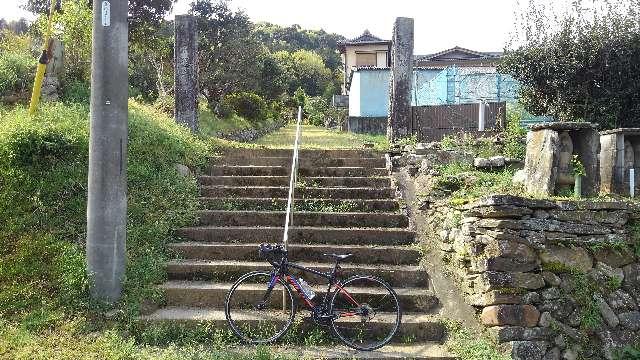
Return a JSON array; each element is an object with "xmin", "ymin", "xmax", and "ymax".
[{"xmin": 259, "ymin": 243, "xmax": 287, "ymax": 267}]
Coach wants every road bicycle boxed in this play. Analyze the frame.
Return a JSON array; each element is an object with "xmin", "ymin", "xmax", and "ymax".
[{"xmin": 224, "ymin": 243, "xmax": 402, "ymax": 351}]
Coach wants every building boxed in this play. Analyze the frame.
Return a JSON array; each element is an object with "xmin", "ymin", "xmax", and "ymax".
[
  {"xmin": 339, "ymin": 32, "xmax": 521, "ymax": 133},
  {"xmin": 337, "ymin": 30, "xmax": 391, "ymax": 94},
  {"xmin": 415, "ymin": 46, "xmax": 502, "ymax": 68}
]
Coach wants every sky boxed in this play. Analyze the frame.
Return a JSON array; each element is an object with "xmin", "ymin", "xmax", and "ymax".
[
  {"xmin": 171, "ymin": 0, "xmax": 520, "ymax": 55},
  {"xmin": 0, "ymin": 0, "xmax": 580, "ymax": 55}
]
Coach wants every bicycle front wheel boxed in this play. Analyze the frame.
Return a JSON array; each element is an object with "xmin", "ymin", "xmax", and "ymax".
[
  {"xmin": 225, "ymin": 271, "xmax": 296, "ymax": 344},
  {"xmin": 330, "ymin": 275, "xmax": 402, "ymax": 351}
]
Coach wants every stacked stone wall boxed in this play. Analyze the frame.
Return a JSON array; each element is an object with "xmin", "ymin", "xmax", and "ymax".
[{"xmin": 424, "ymin": 194, "xmax": 640, "ymax": 359}]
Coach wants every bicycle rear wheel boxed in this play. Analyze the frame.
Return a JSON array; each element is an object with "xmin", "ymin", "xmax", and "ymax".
[
  {"xmin": 225, "ymin": 271, "xmax": 296, "ymax": 344},
  {"xmin": 330, "ymin": 275, "xmax": 401, "ymax": 351}
]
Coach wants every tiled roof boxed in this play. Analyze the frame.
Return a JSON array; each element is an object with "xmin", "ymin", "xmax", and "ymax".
[
  {"xmin": 339, "ymin": 30, "xmax": 390, "ymax": 45},
  {"xmin": 417, "ymin": 46, "xmax": 502, "ymax": 62}
]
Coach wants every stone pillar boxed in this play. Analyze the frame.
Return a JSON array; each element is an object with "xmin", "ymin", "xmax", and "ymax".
[
  {"xmin": 42, "ymin": 39, "xmax": 64, "ymax": 102},
  {"xmin": 174, "ymin": 15, "xmax": 198, "ymax": 133},
  {"xmin": 387, "ymin": 17, "xmax": 414, "ymax": 142}
]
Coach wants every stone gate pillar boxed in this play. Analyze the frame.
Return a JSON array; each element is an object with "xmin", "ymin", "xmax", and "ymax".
[
  {"xmin": 387, "ymin": 17, "xmax": 414, "ymax": 142},
  {"xmin": 174, "ymin": 15, "xmax": 198, "ymax": 133}
]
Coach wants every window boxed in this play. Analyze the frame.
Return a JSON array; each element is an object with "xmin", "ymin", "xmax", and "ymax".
[{"xmin": 356, "ymin": 52, "xmax": 376, "ymax": 67}]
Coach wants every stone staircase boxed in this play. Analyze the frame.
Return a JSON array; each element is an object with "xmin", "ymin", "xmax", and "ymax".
[{"xmin": 142, "ymin": 148, "xmax": 453, "ymax": 359}]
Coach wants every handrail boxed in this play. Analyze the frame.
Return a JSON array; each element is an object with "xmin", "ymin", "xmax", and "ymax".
[{"xmin": 283, "ymin": 106, "xmax": 303, "ymax": 251}]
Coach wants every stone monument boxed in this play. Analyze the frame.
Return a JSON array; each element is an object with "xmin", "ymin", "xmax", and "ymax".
[
  {"xmin": 523, "ymin": 122, "xmax": 600, "ymax": 197},
  {"xmin": 42, "ymin": 39, "xmax": 64, "ymax": 102},
  {"xmin": 599, "ymin": 128, "xmax": 640, "ymax": 195},
  {"xmin": 387, "ymin": 17, "xmax": 414, "ymax": 142},
  {"xmin": 174, "ymin": 15, "xmax": 199, "ymax": 133}
]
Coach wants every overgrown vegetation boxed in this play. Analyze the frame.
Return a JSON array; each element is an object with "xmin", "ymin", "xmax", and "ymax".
[
  {"xmin": 501, "ymin": 0, "xmax": 640, "ymax": 129},
  {"xmin": 433, "ymin": 162, "xmax": 520, "ymax": 203},
  {"xmin": 0, "ymin": 101, "xmax": 218, "ymax": 355},
  {"xmin": 443, "ymin": 320, "xmax": 510, "ymax": 360}
]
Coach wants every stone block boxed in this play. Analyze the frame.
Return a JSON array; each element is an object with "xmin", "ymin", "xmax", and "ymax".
[
  {"xmin": 540, "ymin": 245, "xmax": 593, "ymax": 272},
  {"xmin": 606, "ymin": 289, "xmax": 637, "ymax": 312},
  {"xmin": 542, "ymin": 271, "xmax": 562, "ymax": 286},
  {"xmin": 481, "ymin": 304, "xmax": 541, "ymax": 327},
  {"xmin": 617, "ymin": 311, "xmax": 640, "ymax": 330},
  {"xmin": 467, "ymin": 205, "xmax": 533, "ymax": 218},
  {"xmin": 490, "ymin": 155, "xmax": 506, "ymax": 167},
  {"xmin": 524, "ymin": 129, "xmax": 560, "ymax": 196},
  {"xmin": 623, "ymin": 263, "xmax": 640, "ymax": 286},
  {"xmin": 507, "ymin": 340, "xmax": 549, "ymax": 360},
  {"xmin": 471, "ymin": 257, "xmax": 539, "ymax": 273},
  {"xmin": 477, "ymin": 271, "xmax": 545, "ymax": 291},
  {"xmin": 595, "ymin": 247, "xmax": 636, "ymax": 268},
  {"xmin": 491, "ymin": 326, "xmax": 554, "ymax": 342},
  {"xmin": 474, "ymin": 157, "xmax": 490, "ymax": 168},
  {"xmin": 484, "ymin": 239, "xmax": 537, "ymax": 261},
  {"xmin": 596, "ymin": 294, "xmax": 620, "ymax": 328},
  {"xmin": 468, "ymin": 291, "xmax": 522, "ymax": 306}
]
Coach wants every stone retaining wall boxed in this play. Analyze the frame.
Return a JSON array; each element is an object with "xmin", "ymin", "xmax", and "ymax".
[
  {"xmin": 215, "ymin": 120, "xmax": 287, "ymax": 142},
  {"xmin": 424, "ymin": 195, "xmax": 640, "ymax": 359}
]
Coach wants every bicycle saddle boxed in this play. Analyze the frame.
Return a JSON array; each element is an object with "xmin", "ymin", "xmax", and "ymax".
[{"xmin": 323, "ymin": 253, "xmax": 353, "ymax": 261}]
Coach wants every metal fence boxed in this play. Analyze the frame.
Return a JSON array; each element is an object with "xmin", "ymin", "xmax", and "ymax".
[{"xmin": 411, "ymin": 102, "xmax": 506, "ymax": 142}]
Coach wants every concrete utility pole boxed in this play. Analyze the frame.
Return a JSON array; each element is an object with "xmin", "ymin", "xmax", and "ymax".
[
  {"xmin": 388, "ymin": 17, "xmax": 414, "ymax": 142},
  {"xmin": 174, "ymin": 15, "xmax": 198, "ymax": 133},
  {"xmin": 86, "ymin": 0, "xmax": 128, "ymax": 303}
]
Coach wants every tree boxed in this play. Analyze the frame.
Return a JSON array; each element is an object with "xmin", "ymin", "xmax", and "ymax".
[
  {"xmin": 191, "ymin": 0, "xmax": 264, "ymax": 108},
  {"xmin": 253, "ymin": 22, "xmax": 345, "ymax": 72},
  {"xmin": 500, "ymin": 0, "xmax": 640, "ymax": 129},
  {"xmin": 274, "ymin": 50, "xmax": 332, "ymax": 97},
  {"xmin": 24, "ymin": 0, "xmax": 176, "ymax": 40}
]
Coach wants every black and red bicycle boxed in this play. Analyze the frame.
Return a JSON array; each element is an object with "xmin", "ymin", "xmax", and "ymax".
[{"xmin": 224, "ymin": 243, "xmax": 402, "ymax": 351}]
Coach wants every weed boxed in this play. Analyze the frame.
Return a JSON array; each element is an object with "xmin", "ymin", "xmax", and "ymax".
[{"xmin": 442, "ymin": 320, "xmax": 510, "ymax": 360}]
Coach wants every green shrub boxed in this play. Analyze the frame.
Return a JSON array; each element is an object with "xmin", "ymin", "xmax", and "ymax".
[
  {"xmin": 304, "ymin": 96, "xmax": 329, "ymax": 126},
  {"xmin": 0, "ymin": 50, "xmax": 34, "ymax": 97},
  {"xmin": 153, "ymin": 94, "xmax": 174, "ymax": 117},
  {"xmin": 0, "ymin": 100, "xmax": 213, "ymax": 327},
  {"xmin": 504, "ymin": 103, "xmax": 527, "ymax": 159},
  {"xmin": 222, "ymin": 92, "xmax": 267, "ymax": 122},
  {"xmin": 61, "ymin": 80, "xmax": 90, "ymax": 104}
]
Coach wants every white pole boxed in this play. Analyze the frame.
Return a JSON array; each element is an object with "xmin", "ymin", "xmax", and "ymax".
[
  {"xmin": 478, "ymin": 100, "xmax": 486, "ymax": 131},
  {"xmin": 630, "ymin": 168, "xmax": 635, "ymax": 198}
]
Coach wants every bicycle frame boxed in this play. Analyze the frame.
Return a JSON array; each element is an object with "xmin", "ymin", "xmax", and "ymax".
[{"xmin": 262, "ymin": 257, "xmax": 361, "ymax": 317}]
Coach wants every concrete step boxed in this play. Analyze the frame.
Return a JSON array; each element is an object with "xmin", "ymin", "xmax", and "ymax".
[
  {"xmin": 196, "ymin": 210, "xmax": 409, "ymax": 228},
  {"xmin": 207, "ymin": 165, "xmax": 388, "ymax": 177},
  {"xmin": 141, "ymin": 307, "xmax": 445, "ymax": 343},
  {"xmin": 212, "ymin": 156, "xmax": 387, "ymax": 168},
  {"xmin": 160, "ymin": 281, "xmax": 438, "ymax": 312},
  {"xmin": 175, "ymin": 226, "xmax": 416, "ymax": 246},
  {"xmin": 231, "ymin": 344, "xmax": 456, "ymax": 359},
  {"xmin": 200, "ymin": 197, "xmax": 400, "ymax": 213},
  {"xmin": 165, "ymin": 260, "xmax": 429, "ymax": 287},
  {"xmin": 168, "ymin": 242, "xmax": 421, "ymax": 265},
  {"xmin": 221, "ymin": 148, "xmax": 384, "ymax": 159},
  {"xmin": 200, "ymin": 186, "xmax": 395, "ymax": 199},
  {"xmin": 198, "ymin": 176, "xmax": 392, "ymax": 188}
]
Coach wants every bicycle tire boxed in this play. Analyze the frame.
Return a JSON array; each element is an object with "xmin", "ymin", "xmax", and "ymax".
[
  {"xmin": 225, "ymin": 271, "xmax": 297, "ymax": 344},
  {"xmin": 330, "ymin": 275, "xmax": 402, "ymax": 351}
]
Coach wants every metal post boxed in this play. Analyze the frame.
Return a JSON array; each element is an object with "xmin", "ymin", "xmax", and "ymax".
[
  {"xmin": 283, "ymin": 106, "xmax": 302, "ymax": 311},
  {"xmin": 86, "ymin": 0, "xmax": 128, "ymax": 303},
  {"xmin": 478, "ymin": 100, "xmax": 486, "ymax": 131},
  {"xmin": 630, "ymin": 168, "xmax": 635, "ymax": 198}
]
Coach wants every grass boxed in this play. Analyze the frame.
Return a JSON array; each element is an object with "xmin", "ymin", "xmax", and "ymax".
[
  {"xmin": 442, "ymin": 320, "xmax": 510, "ymax": 360},
  {"xmin": 431, "ymin": 161, "xmax": 522, "ymax": 203},
  {"xmin": 199, "ymin": 103, "xmax": 282, "ymax": 136},
  {"xmin": 253, "ymin": 124, "xmax": 389, "ymax": 150},
  {"xmin": 0, "ymin": 100, "xmax": 233, "ymax": 358},
  {"xmin": 0, "ymin": 319, "xmax": 293, "ymax": 360}
]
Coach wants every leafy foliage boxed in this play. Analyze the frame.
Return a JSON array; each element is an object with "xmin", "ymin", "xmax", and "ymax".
[
  {"xmin": 0, "ymin": 101, "xmax": 212, "ymax": 327},
  {"xmin": 501, "ymin": 0, "xmax": 640, "ymax": 129},
  {"xmin": 222, "ymin": 92, "xmax": 267, "ymax": 122},
  {"xmin": 191, "ymin": 0, "xmax": 263, "ymax": 107}
]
